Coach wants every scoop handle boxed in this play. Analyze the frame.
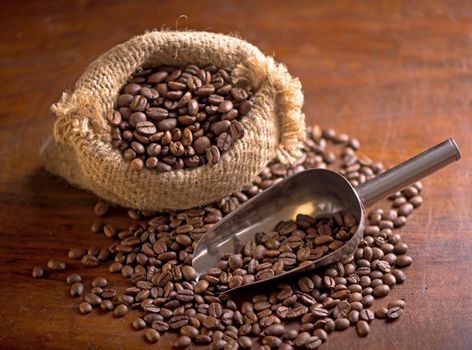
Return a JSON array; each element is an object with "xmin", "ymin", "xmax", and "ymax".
[{"xmin": 356, "ymin": 138, "xmax": 461, "ymax": 208}]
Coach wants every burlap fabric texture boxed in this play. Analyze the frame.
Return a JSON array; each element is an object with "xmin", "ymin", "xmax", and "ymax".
[{"xmin": 41, "ymin": 31, "xmax": 306, "ymax": 210}]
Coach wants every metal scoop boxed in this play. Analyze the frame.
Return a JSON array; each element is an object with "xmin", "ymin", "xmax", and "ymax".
[{"xmin": 193, "ymin": 139, "xmax": 461, "ymax": 293}]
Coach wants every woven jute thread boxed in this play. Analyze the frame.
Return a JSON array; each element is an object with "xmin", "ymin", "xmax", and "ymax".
[{"xmin": 41, "ymin": 31, "xmax": 306, "ymax": 210}]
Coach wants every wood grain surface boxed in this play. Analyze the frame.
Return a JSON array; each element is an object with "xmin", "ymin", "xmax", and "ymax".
[{"xmin": 0, "ymin": 1, "xmax": 470, "ymax": 349}]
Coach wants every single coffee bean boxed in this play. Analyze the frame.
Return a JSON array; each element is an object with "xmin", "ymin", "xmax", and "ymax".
[
  {"xmin": 81, "ymin": 255, "xmax": 99, "ymax": 267},
  {"xmin": 100, "ymin": 300, "xmax": 114, "ymax": 311},
  {"xmin": 79, "ymin": 302, "xmax": 92, "ymax": 314},
  {"xmin": 94, "ymin": 201, "xmax": 109, "ymax": 216},
  {"xmin": 334, "ymin": 318, "xmax": 350, "ymax": 331},
  {"xmin": 114, "ymin": 304, "xmax": 128, "ymax": 317},
  {"xmin": 85, "ymin": 293, "xmax": 102, "ymax": 306},
  {"xmin": 294, "ymin": 331, "xmax": 311, "ymax": 347},
  {"xmin": 387, "ymin": 299, "xmax": 406, "ymax": 309},
  {"xmin": 395, "ymin": 255, "xmax": 413, "ymax": 267},
  {"xmin": 229, "ymin": 120, "xmax": 245, "ymax": 140},
  {"xmin": 145, "ymin": 328, "xmax": 160, "ymax": 343},
  {"xmin": 152, "ymin": 320, "xmax": 170, "ymax": 332},
  {"xmin": 66, "ymin": 273, "xmax": 82, "ymax": 284},
  {"xmin": 238, "ymin": 336, "xmax": 253, "ymax": 349},
  {"xmin": 102, "ymin": 288, "xmax": 116, "ymax": 299},
  {"xmin": 359, "ymin": 309, "xmax": 374, "ymax": 322},
  {"xmin": 130, "ymin": 158, "xmax": 144, "ymax": 171},
  {"xmin": 216, "ymin": 132, "xmax": 233, "ymax": 152},
  {"xmin": 136, "ymin": 121, "xmax": 157, "ymax": 135},
  {"xmin": 132, "ymin": 317, "xmax": 147, "ymax": 330},
  {"xmin": 391, "ymin": 269, "xmax": 406, "ymax": 283},
  {"xmin": 47, "ymin": 259, "xmax": 66, "ymax": 271},
  {"xmin": 348, "ymin": 310, "xmax": 360, "ymax": 324},
  {"xmin": 180, "ymin": 325, "xmax": 199, "ymax": 339},
  {"xmin": 356, "ymin": 320, "xmax": 370, "ymax": 337},
  {"xmin": 32, "ymin": 266, "xmax": 44, "ymax": 279},
  {"xmin": 372, "ymin": 284, "xmax": 390, "ymax": 298},
  {"xmin": 262, "ymin": 336, "xmax": 282, "ymax": 348},
  {"xmin": 375, "ymin": 307, "xmax": 389, "ymax": 319},
  {"xmin": 387, "ymin": 306, "xmax": 403, "ymax": 319},
  {"xmin": 211, "ymin": 120, "xmax": 231, "ymax": 135},
  {"xmin": 92, "ymin": 277, "xmax": 108, "ymax": 288},
  {"xmin": 68, "ymin": 248, "xmax": 87, "ymax": 259},
  {"xmin": 175, "ymin": 335, "xmax": 192, "ymax": 348},
  {"xmin": 206, "ymin": 145, "xmax": 221, "ymax": 165},
  {"xmin": 70, "ymin": 282, "xmax": 84, "ymax": 297},
  {"xmin": 193, "ymin": 136, "xmax": 211, "ymax": 155}
]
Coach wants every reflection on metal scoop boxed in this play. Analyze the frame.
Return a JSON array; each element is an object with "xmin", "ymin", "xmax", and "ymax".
[{"xmin": 193, "ymin": 139, "xmax": 461, "ymax": 293}]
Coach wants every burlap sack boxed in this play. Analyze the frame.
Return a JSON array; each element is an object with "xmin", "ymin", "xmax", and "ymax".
[{"xmin": 41, "ymin": 31, "xmax": 305, "ymax": 210}]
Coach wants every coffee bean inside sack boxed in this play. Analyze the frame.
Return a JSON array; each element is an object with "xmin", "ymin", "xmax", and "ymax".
[
  {"xmin": 201, "ymin": 213, "xmax": 359, "ymax": 289},
  {"xmin": 34, "ymin": 126, "xmax": 420, "ymax": 349},
  {"xmin": 110, "ymin": 64, "xmax": 253, "ymax": 171}
]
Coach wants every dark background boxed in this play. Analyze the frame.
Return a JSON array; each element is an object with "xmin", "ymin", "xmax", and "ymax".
[{"xmin": 0, "ymin": 1, "xmax": 471, "ymax": 349}]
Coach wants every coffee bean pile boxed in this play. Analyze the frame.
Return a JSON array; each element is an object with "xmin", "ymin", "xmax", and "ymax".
[
  {"xmin": 109, "ymin": 64, "xmax": 253, "ymax": 171},
  {"xmin": 202, "ymin": 213, "xmax": 359, "ymax": 290},
  {"xmin": 34, "ymin": 125, "xmax": 421, "ymax": 349}
]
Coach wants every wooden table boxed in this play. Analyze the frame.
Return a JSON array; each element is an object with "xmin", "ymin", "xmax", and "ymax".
[{"xmin": 0, "ymin": 1, "xmax": 470, "ymax": 349}]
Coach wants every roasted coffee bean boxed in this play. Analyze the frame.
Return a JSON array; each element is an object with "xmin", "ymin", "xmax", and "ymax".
[
  {"xmin": 109, "ymin": 262, "xmax": 123, "ymax": 273},
  {"xmin": 266, "ymin": 324, "xmax": 284, "ymax": 336},
  {"xmin": 181, "ymin": 265, "xmax": 197, "ymax": 281},
  {"xmin": 395, "ymin": 255, "xmax": 413, "ymax": 267},
  {"xmin": 387, "ymin": 299, "xmax": 406, "ymax": 309},
  {"xmin": 334, "ymin": 318, "xmax": 350, "ymax": 331},
  {"xmin": 85, "ymin": 293, "xmax": 102, "ymax": 306},
  {"xmin": 132, "ymin": 317, "xmax": 147, "ymax": 330},
  {"xmin": 100, "ymin": 300, "xmax": 114, "ymax": 311},
  {"xmin": 387, "ymin": 306, "xmax": 403, "ymax": 319},
  {"xmin": 175, "ymin": 335, "xmax": 192, "ymax": 348},
  {"xmin": 356, "ymin": 320, "xmax": 370, "ymax": 337},
  {"xmin": 130, "ymin": 158, "xmax": 144, "ymax": 171},
  {"xmin": 136, "ymin": 121, "xmax": 157, "ymax": 135},
  {"xmin": 372, "ymin": 284, "xmax": 390, "ymax": 298},
  {"xmin": 152, "ymin": 320, "xmax": 170, "ymax": 332},
  {"xmin": 294, "ymin": 332, "xmax": 311, "ymax": 347},
  {"xmin": 68, "ymin": 248, "xmax": 87, "ymax": 259},
  {"xmin": 92, "ymin": 277, "xmax": 107, "ymax": 288},
  {"xmin": 230, "ymin": 120, "xmax": 245, "ymax": 139},
  {"xmin": 66, "ymin": 273, "xmax": 82, "ymax": 284},
  {"xmin": 47, "ymin": 259, "xmax": 66, "ymax": 271},
  {"xmin": 180, "ymin": 325, "xmax": 199, "ymax": 339},
  {"xmin": 32, "ymin": 266, "xmax": 44, "ymax": 279},
  {"xmin": 94, "ymin": 201, "xmax": 109, "ymax": 216},
  {"xmin": 79, "ymin": 302, "xmax": 92, "ymax": 314},
  {"xmin": 145, "ymin": 328, "xmax": 160, "ymax": 343},
  {"xmin": 102, "ymin": 288, "xmax": 117, "ymax": 299},
  {"xmin": 333, "ymin": 300, "xmax": 351, "ymax": 319},
  {"xmin": 238, "ymin": 336, "xmax": 252, "ymax": 349},
  {"xmin": 359, "ymin": 309, "xmax": 374, "ymax": 322},
  {"xmin": 81, "ymin": 255, "xmax": 99, "ymax": 267},
  {"xmin": 70, "ymin": 282, "xmax": 84, "ymax": 297},
  {"xmin": 216, "ymin": 132, "xmax": 233, "ymax": 152},
  {"xmin": 375, "ymin": 307, "xmax": 389, "ymax": 319},
  {"xmin": 113, "ymin": 304, "xmax": 129, "ymax": 317},
  {"xmin": 206, "ymin": 145, "xmax": 221, "ymax": 165},
  {"xmin": 348, "ymin": 310, "xmax": 360, "ymax": 324}
]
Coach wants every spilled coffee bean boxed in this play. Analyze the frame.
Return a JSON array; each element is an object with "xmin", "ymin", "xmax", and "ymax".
[{"xmin": 32, "ymin": 266, "xmax": 44, "ymax": 279}]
